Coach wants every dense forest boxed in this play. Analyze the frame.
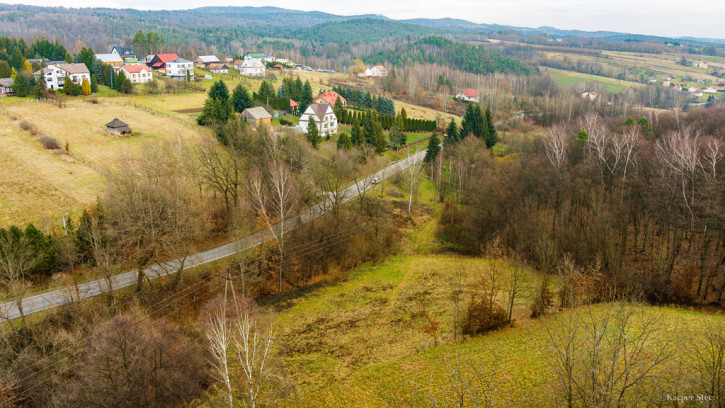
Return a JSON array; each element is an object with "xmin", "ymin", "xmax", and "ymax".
[
  {"xmin": 365, "ymin": 36, "xmax": 531, "ymax": 76},
  {"xmin": 286, "ymin": 18, "xmax": 443, "ymax": 44}
]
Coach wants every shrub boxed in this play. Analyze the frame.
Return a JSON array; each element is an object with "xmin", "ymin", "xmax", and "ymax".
[
  {"xmin": 86, "ymin": 98, "xmax": 99, "ymax": 104},
  {"xmin": 462, "ymin": 296, "xmax": 508, "ymax": 335},
  {"xmin": 18, "ymin": 120, "xmax": 33, "ymax": 131},
  {"xmin": 386, "ymin": 189, "xmax": 403, "ymax": 198},
  {"xmin": 39, "ymin": 134, "xmax": 61, "ymax": 150},
  {"xmin": 279, "ymin": 118, "xmax": 293, "ymax": 126}
]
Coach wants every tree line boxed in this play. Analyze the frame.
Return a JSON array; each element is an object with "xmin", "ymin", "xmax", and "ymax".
[{"xmin": 331, "ymin": 85, "xmax": 395, "ymax": 116}]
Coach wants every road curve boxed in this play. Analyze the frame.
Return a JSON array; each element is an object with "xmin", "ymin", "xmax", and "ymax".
[{"xmin": 0, "ymin": 150, "xmax": 427, "ymax": 320}]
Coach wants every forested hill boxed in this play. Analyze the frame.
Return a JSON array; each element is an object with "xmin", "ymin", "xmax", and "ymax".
[
  {"xmin": 287, "ymin": 18, "xmax": 444, "ymax": 44},
  {"xmin": 364, "ymin": 36, "xmax": 531, "ymax": 75}
]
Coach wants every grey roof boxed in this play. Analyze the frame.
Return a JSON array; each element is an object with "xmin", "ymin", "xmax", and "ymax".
[
  {"xmin": 105, "ymin": 118, "xmax": 130, "ymax": 129},
  {"xmin": 195, "ymin": 55, "xmax": 221, "ymax": 63},
  {"xmin": 0, "ymin": 78, "xmax": 13, "ymax": 87},
  {"xmin": 306, "ymin": 103, "xmax": 332, "ymax": 121},
  {"xmin": 242, "ymin": 107, "xmax": 271, "ymax": 120},
  {"xmin": 169, "ymin": 58, "xmax": 191, "ymax": 64},
  {"xmin": 96, "ymin": 53, "xmax": 124, "ymax": 63},
  {"xmin": 112, "ymin": 46, "xmax": 136, "ymax": 57},
  {"xmin": 53, "ymin": 63, "xmax": 90, "ymax": 75}
]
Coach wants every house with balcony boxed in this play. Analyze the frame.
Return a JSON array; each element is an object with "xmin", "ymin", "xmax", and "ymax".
[
  {"xmin": 165, "ymin": 58, "xmax": 194, "ymax": 80},
  {"xmin": 299, "ymin": 103, "xmax": 338, "ymax": 137},
  {"xmin": 41, "ymin": 63, "xmax": 91, "ymax": 90}
]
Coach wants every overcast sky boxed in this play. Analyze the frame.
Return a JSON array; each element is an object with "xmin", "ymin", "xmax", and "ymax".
[{"xmin": 7, "ymin": 0, "xmax": 725, "ymax": 39}]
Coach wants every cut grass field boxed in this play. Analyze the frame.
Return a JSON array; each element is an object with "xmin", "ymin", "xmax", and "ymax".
[
  {"xmin": 544, "ymin": 67, "xmax": 643, "ymax": 93},
  {"xmin": 265, "ymin": 253, "xmax": 725, "ymax": 407},
  {"xmin": 0, "ymin": 98, "xmax": 207, "ymax": 227}
]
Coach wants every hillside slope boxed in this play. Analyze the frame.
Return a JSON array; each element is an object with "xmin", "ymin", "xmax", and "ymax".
[{"xmin": 241, "ymin": 254, "xmax": 725, "ymax": 407}]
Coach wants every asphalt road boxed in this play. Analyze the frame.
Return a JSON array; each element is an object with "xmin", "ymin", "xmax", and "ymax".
[{"xmin": 0, "ymin": 149, "xmax": 427, "ymax": 320}]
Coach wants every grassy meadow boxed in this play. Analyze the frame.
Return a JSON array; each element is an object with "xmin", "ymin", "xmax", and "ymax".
[
  {"xmin": 0, "ymin": 97, "xmax": 208, "ymax": 227},
  {"xmin": 544, "ymin": 67, "xmax": 644, "ymax": 93},
  {"xmin": 243, "ymin": 248, "xmax": 725, "ymax": 408}
]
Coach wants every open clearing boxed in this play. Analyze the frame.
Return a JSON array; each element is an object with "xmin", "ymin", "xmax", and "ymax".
[
  {"xmin": 544, "ymin": 67, "xmax": 644, "ymax": 92},
  {"xmin": 266, "ymin": 253, "xmax": 725, "ymax": 407}
]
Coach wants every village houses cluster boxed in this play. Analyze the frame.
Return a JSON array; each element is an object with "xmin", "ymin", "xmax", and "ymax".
[{"xmin": 0, "ymin": 42, "xmax": 397, "ymax": 140}]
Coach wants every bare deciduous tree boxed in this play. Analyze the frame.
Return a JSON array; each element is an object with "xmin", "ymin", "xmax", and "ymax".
[
  {"xmin": 0, "ymin": 230, "xmax": 38, "ymax": 330},
  {"xmin": 403, "ymin": 148, "xmax": 426, "ymax": 221},
  {"xmin": 539, "ymin": 299, "xmax": 674, "ymax": 408},
  {"xmin": 249, "ymin": 160, "xmax": 297, "ymax": 293}
]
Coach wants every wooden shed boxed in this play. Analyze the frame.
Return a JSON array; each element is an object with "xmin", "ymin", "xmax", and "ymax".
[{"xmin": 105, "ymin": 118, "xmax": 131, "ymax": 135}]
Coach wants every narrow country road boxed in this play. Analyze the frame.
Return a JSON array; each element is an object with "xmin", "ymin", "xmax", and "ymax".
[{"xmin": 0, "ymin": 149, "xmax": 427, "ymax": 320}]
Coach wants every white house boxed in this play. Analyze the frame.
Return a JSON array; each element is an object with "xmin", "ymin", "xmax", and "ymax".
[
  {"xmin": 0, "ymin": 78, "xmax": 14, "ymax": 97},
  {"xmin": 207, "ymin": 63, "xmax": 229, "ymax": 74},
  {"xmin": 365, "ymin": 65, "xmax": 388, "ymax": 77},
  {"xmin": 166, "ymin": 58, "xmax": 194, "ymax": 80},
  {"xmin": 120, "ymin": 64, "xmax": 154, "ymax": 84},
  {"xmin": 455, "ymin": 89, "xmax": 480, "ymax": 103},
  {"xmin": 41, "ymin": 63, "xmax": 91, "ymax": 90},
  {"xmin": 703, "ymin": 87, "xmax": 718, "ymax": 94},
  {"xmin": 239, "ymin": 59, "xmax": 265, "ymax": 77},
  {"xmin": 194, "ymin": 55, "xmax": 221, "ymax": 66},
  {"xmin": 581, "ymin": 91, "xmax": 599, "ymax": 101},
  {"xmin": 299, "ymin": 103, "xmax": 338, "ymax": 137},
  {"xmin": 688, "ymin": 86, "xmax": 703, "ymax": 97}
]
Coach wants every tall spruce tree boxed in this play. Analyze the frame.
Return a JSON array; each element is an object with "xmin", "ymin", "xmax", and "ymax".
[
  {"xmin": 461, "ymin": 103, "xmax": 485, "ymax": 139},
  {"xmin": 0, "ymin": 61, "xmax": 11, "ymax": 78},
  {"xmin": 351, "ymin": 118, "xmax": 362, "ymax": 146},
  {"xmin": 300, "ymin": 80, "xmax": 313, "ymax": 112},
  {"xmin": 446, "ymin": 119, "xmax": 459, "ymax": 142},
  {"xmin": 198, "ymin": 80, "xmax": 233, "ymax": 125},
  {"xmin": 424, "ymin": 133, "xmax": 441, "ymax": 163},
  {"xmin": 484, "ymin": 107, "xmax": 497, "ymax": 148},
  {"xmin": 306, "ymin": 117, "xmax": 321, "ymax": 149},
  {"xmin": 231, "ymin": 84, "xmax": 252, "ymax": 113}
]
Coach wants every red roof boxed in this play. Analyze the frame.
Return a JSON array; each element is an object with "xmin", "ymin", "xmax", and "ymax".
[
  {"xmin": 289, "ymin": 100, "xmax": 298, "ymax": 107},
  {"xmin": 314, "ymin": 91, "xmax": 346, "ymax": 106},
  {"xmin": 457, "ymin": 88, "xmax": 479, "ymax": 98},
  {"xmin": 154, "ymin": 53, "xmax": 179, "ymax": 63},
  {"xmin": 122, "ymin": 64, "xmax": 151, "ymax": 73},
  {"xmin": 374, "ymin": 65, "xmax": 387, "ymax": 72}
]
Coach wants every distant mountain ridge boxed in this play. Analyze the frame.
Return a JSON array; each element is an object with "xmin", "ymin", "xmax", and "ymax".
[{"xmin": 0, "ymin": 3, "xmax": 722, "ymax": 45}]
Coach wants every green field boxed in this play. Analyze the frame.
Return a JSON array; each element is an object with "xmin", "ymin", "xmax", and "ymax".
[{"xmin": 545, "ymin": 67, "xmax": 644, "ymax": 93}]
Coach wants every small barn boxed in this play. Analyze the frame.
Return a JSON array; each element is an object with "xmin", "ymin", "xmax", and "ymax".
[
  {"xmin": 240, "ymin": 107, "xmax": 272, "ymax": 129},
  {"xmin": 105, "ymin": 118, "xmax": 131, "ymax": 135}
]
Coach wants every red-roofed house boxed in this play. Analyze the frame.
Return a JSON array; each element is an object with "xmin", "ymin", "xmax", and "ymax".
[
  {"xmin": 147, "ymin": 54, "xmax": 179, "ymax": 70},
  {"xmin": 289, "ymin": 99, "xmax": 299, "ymax": 113},
  {"xmin": 455, "ymin": 88, "xmax": 480, "ymax": 103},
  {"xmin": 120, "ymin": 64, "xmax": 153, "ymax": 84},
  {"xmin": 313, "ymin": 91, "xmax": 347, "ymax": 107},
  {"xmin": 365, "ymin": 65, "xmax": 388, "ymax": 77}
]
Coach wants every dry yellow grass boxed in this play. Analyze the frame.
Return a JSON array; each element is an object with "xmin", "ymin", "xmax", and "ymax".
[{"xmin": 0, "ymin": 98, "xmax": 207, "ymax": 227}]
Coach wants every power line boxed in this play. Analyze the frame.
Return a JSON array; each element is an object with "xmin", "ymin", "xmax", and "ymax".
[{"xmin": 11, "ymin": 218, "xmax": 383, "ymax": 398}]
